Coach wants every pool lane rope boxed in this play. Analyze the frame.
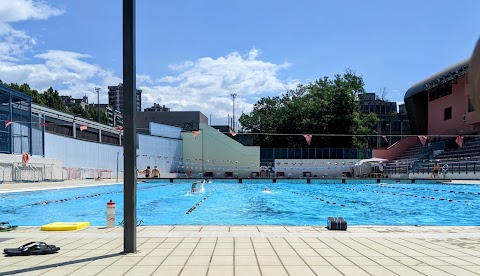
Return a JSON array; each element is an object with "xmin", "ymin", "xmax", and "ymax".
[
  {"xmin": 21, "ymin": 184, "xmax": 167, "ymax": 207},
  {"xmin": 276, "ymin": 187, "xmax": 346, "ymax": 207},
  {"xmin": 375, "ymin": 185, "xmax": 480, "ymax": 195},
  {"xmin": 335, "ymin": 186, "xmax": 469, "ymax": 203},
  {"xmin": 186, "ymin": 188, "xmax": 218, "ymax": 215}
]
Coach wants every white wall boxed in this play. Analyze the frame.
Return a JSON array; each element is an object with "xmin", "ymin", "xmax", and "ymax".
[
  {"xmin": 274, "ymin": 159, "xmax": 359, "ymax": 177},
  {"xmin": 136, "ymin": 134, "xmax": 182, "ymax": 173},
  {"xmin": 149, "ymin": 122, "xmax": 182, "ymax": 139},
  {"xmin": 43, "ymin": 127, "xmax": 183, "ymax": 178},
  {"xmin": 182, "ymin": 123, "xmax": 260, "ymax": 178},
  {"xmin": 45, "ymin": 133, "xmax": 124, "ymax": 172}
]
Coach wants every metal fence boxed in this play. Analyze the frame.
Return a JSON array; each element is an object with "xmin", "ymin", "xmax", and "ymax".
[
  {"xmin": 61, "ymin": 167, "xmax": 113, "ymax": 180},
  {"xmin": 261, "ymin": 147, "xmax": 371, "ymax": 164},
  {"xmin": 383, "ymin": 158, "xmax": 480, "ymax": 176}
]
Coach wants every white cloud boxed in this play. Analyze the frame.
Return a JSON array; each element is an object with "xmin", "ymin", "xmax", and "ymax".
[
  {"xmin": 0, "ymin": 49, "xmax": 121, "ymax": 102},
  {"xmin": 143, "ymin": 49, "xmax": 298, "ymax": 124},
  {"xmin": 0, "ymin": 1, "xmax": 295, "ymax": 126},
  {"xmin": 137, "ymin": 74, "xmax": 153, "ymax": 84},
  {"xmin": 0, "ymin": 0, "xmax": 64, "ymax": 60},
  {"xmin": 0, "ymin": 0, "xmax": 64, "ymax": 23}
]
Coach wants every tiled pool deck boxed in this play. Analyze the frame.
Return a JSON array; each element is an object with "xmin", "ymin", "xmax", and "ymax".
[
  {"xmin": 1, "ymin": 179, "xmax": 480, "ymax": 275},
  {"xmin": 1, "ymin": 226, "xmax": 480, "ymax": 275}
]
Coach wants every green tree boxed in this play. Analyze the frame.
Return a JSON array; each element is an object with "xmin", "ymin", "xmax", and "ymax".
[
  {"xmin": 43, "ymin": 87, "xmax": 68, "ymax": 112},
  {"xmin": 239, "ymin": 70, "xmax": 379, "ymax": 148}
]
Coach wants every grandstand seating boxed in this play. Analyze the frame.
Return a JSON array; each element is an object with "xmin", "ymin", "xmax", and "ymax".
[
  {"xmin": 383, "ymin": 135, "xmax": 480, "ymax": 176},
  {"xmin": 434, "ymin": 136, "xmax": 480, "ymax": 160},
  {"xmin": 391, "ymin": 142, "xmax": 426, "ymax": 162}
]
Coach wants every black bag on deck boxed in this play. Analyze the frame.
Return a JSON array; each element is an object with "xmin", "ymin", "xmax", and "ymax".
[{"xmin": 327, "ymin": 217, "xmax": 347, "ymax": 230}]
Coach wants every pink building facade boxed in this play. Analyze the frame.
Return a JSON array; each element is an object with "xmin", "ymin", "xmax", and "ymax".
[{"xmin": 374, "ymin": 59, "xmax": 479, "ymax": 160}]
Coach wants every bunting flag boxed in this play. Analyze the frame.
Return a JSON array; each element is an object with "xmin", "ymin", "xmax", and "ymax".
[
  {"xmin": 229, "ymin": 130, "xmax": 237, "ymax": 137},
  {"xmin": 455, "ymin": 135, "xmax": 464, "ymax": 147},
  {"xmin": 192, "ymin": 130, "xmax": 202, "ymax": 139},
  {"xmin": 5, "ymin": 120, "xmax": 13, "ymax": 127},
  {"xmin": 418, "ymin": 135, "xmax": 427, "ymax": 146},
  {"xmin": 39, "ymin": 122, "xmax": 50, "ymax": 127},
  {"xmin": 303, "ymin": 134, "xmax": 313, "ymax": 145},
  {"xmin": 114, "ymin": 126, "xmax": 124, "ymax": 131},
  {"xmin": 382, "ymin": 135, "xmax": 388, "ymax": 142},
  {"xmin": 79, "ymin": 125, "xmax": 88, "ymax": 131}
]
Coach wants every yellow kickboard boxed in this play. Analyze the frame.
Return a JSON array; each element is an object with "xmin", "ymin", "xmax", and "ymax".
[{"xmin": 41, "ymin": 222, "xmax": 90, "ymax": 231}]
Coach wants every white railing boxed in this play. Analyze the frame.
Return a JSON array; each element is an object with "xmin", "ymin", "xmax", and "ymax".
[{"xmin": 13, "ymin": 162, "xmax": 42, "ymax": 182}]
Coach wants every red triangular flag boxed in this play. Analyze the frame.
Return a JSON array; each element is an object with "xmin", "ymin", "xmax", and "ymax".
[
  {"xmin": 382, "ymin": 135, "xmax": 388, "ymax": 142},
  {"xmin": 418, "ymin": 135, "xmax": 427, "ymax": 146},
  {"xmin": 192, "ymin": 130, "xmax": 202, "ymax": 139},
  {"xmin": 79, "ymin": 125, "xmax": 88, "ymax": 131},
  {"xmin": 303, "ymin": 134, "xmax": 313, "ymax": 145},
  {"xmin": 39, "ymin": 122, "xmax": 50, "ymax": 127},
  {"xmin": 230, "ymin": 130, "xmax": 237, "ymax": 137},
  {"xmin": 5, "ymin": 120, "xmax": 13, "ymax": 127},
  {"xmin": 455, "ymin": 135, "xmax": 464, "ymax": 147},
  {"xmin": 114, "ymin": 126, "xmax": 124, "ymax": 131}
]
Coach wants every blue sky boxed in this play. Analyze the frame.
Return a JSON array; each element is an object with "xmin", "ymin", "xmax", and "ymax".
[{"xmin": 0, "ymin": 0, "xmax": 479, "ymax": 125}]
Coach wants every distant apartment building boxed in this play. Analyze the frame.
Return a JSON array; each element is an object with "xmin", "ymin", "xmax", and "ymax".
[
  {"xmin": 60, "ymin": 95, "xmax": 89, "ymax": 109},
  {"xmin": 144, "ymin": 103, "xmax": 170, "ymax": 112},
  {"xmin": 358, "ymin": 92, "xmax": 410, "ymax": 149},
  {"xmin": 107, "ymin": 83, "xmax": 142, "ymax": 112},
  {"xmin": 358, "ymin": 92, "xmax": 397, "ymax": 115}
]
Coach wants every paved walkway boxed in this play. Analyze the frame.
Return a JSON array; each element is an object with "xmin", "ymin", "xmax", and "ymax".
[
  {"xmin": 1, "ymin": 226, "xmax": 480, "ymax": 276},
  {"xmin": 0, "ymin": 179, "xmax": 122, "ymax": 194}
]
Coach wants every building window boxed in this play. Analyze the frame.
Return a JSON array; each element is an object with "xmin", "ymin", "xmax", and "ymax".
[
  {"xmin": 468, "ymin": 98, "xmax": 476, "ymax": 112},
  {"xmin": 444, "ymin": 107, "xmax": 452, "ymax": 121}
]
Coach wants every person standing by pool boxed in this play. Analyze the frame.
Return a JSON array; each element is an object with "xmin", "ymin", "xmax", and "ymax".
[
  {"xmin": 152, "ymin": 166, "xmax": 160, "ymax": 178},
  {"xmin": 433, "ymin": 161, "xmax": 440, "ymax": 179}
]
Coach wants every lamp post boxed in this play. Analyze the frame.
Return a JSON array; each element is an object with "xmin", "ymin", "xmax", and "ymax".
[
  {"xmin": 388, "ymin": 120, "xmax": 392, "ymax": 146},
  {"xmin": 95, "ymin": 87, "xmax": 101, "ymax": 123},
  {"xmin": 230, "ymin": 93, "xmax": 237, "ymax": 131}
]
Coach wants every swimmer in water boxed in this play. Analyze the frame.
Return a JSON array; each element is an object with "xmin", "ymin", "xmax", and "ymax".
[
  {"xmin": 191, "ymin": 182, "xmax": 199, "ymax": 193},
  {"xmin": 263, "ymin": 188, "xmax": 271, "ymax": 192}
]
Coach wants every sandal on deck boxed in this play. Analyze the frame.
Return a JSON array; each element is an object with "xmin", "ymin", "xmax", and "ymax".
[
  {"xmin": 0, "ymin": 222, "xmax": 18, "ymax": 232},
  {"xmin": 3, "ymin": 242, "xmax": 60, "ymax": 256}
]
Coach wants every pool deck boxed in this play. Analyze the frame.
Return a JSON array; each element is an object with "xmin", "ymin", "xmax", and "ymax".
[
  {"xmin": 2, "ymin": 226, "xmax": 480, "ymax": 275},
  {"xmin": 1, "ymin": 180, "xmax": 480, "ymax": 275}
]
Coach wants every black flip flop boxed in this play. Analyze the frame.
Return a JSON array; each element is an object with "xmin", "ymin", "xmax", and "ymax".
[{"xmin": 3, "ymin": 242, "xmax": 60, "ymax": 256}]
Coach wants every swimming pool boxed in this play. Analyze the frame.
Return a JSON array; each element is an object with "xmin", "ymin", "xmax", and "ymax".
[{"xmin": 1, "ymin": 181, "xmax": 479, "ymax": 226}]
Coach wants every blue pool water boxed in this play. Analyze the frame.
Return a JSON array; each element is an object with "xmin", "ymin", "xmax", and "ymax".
[{"xmin": 1, "ymin": 181, "xmax": 479, "ymax": 226}]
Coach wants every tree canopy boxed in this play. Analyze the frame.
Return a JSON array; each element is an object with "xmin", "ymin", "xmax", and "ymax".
[
  {"xmin": 0, "ymin": 80, "xmax": 107, "ymax": 124},
  {"xmin": 239, "ymin": 70, "xmax": 379, "ymax": 148}
]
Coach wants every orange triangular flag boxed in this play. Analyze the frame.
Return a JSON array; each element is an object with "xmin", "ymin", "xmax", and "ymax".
[
  {"xmin": 418, "ymin": 135, "xmax": 427, "ymax": 146},
  {"xmin": 455, "ymin": 135, "xmax": 464, "ymax": 147},
  {"xmin": 303, "ymin": 134, "xmax": 312, "ymax": 145},
  {"xmin": 230, "ymin": 130, "xmax": 237, "ymax": 137},
  {"xmin": 192, "ymin": 130, "xmax": 202, "ymax": 139}
]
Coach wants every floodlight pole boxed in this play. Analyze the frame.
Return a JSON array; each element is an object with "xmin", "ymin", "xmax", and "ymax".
[
  {"xmin": 123, "ymin": 0, "xmax": 137, "ymax": 253},
  {"xmin": 95, "ymin": 87, "xmax": 101, "ymax": 123},
  {"xmin": 231, "ymin": 93, "xmax": 237, "ymax": 132}
]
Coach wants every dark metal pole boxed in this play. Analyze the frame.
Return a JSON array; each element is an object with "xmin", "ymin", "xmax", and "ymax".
[
  {"xmin": 123, "ymin": 0, "xmax": 137, "ymax": 253},
  {"xmin": 95, "ymin": 87, "xmax": 101, "ymax": 123},
  {"xmin": 116, "ymin": 151, "xmax": 119, "ymax": 183}
]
